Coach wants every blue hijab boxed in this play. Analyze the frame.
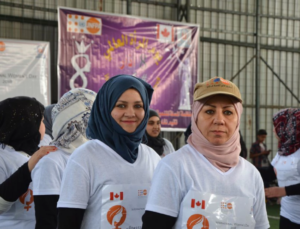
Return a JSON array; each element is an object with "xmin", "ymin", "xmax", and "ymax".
[{"xmin": 87, "ymin": 75, "xmax": 153, "ymax": 163}]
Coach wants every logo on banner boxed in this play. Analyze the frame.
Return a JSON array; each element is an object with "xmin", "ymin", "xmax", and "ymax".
[
  {"xmin": 176, "ymin": 28, "xmax": 192, "ymax": 48},
  {"xmin": 187, "ymin": 214, "xmax": 209, "ymax": 229},
  {"xmin": 67, "ymin": 14, "xmax": 102, "ymax": 35},
  {"xmin": 110, "ymin": 192, "xmax": 124, "ymax": 201},
  {"xmin": 19, "ymin": 189, "xmax": 34, "ymax": 211},
  {"xmin": 107, "ymin": 205, "xmax": 127, "ymax": 229},
  {"xmin": 191, "ymin": 199, "xmax": 206, "ymax": 209},
  {"xmin": 138, "ymin": 189, "xmax": 147, "ymax": 196},
  {"xmin": 221, "ymin": 202, "xmax": 233, "ymax": 210},
  {"xmin": 0, "ymin": 41, "xmax": 5, "ymax": 52},
  {"xmin": 157, "ymin": 24, "xmax": 174, "ymax": 43},
  {"xmin": 69, "ymin": 40, "xmax": 91, "ymax": 89}
]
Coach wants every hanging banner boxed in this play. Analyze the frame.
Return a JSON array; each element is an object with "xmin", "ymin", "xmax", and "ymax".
[
  {"xmin": 0, "ymin": 39, "xmax": 50, "ymax": 106},
  {"xmin": 58, "ymin": 7, "xmax": 199, "ymax": 131}
]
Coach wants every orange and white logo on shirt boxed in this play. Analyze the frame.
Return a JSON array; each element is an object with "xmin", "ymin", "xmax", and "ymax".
[
  {"xmin": 107, "ymin": 205, "xmax": 127, "ymax": 229},
  {"xmin": 19, "ymin": 189, "xmax": 34, "ymax": 211},
  {"xmin": 187, "ymin": 214, "xmax": 210, "ymax": 229},
  {"xmin": 157, "ymin": 24, "xmax": 174, "ymax": 43},
  {"xmin": 0, "ymin": 41, "xmax": 5, "ymax": 52},
  {"xmin": 138, "ymin": 189, "xmax": 147, "ymax": 196},
  {"xmin": 221, "ymin": 202, "xmax": 233, "ymax": 210},
  {"xmin": 67, "ymin": 14, "xmax": 102, "ymax": 35}
]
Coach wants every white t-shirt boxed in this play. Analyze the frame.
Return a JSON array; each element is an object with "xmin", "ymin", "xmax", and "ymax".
[
  {"xmin": 145, "ymin": 144, "xmax": 270, "ymax": 229},
  {"xmin": 32, "ymin": 148, "xmax": 70, "ymax": 195},
  {"xmin": 57, "ymin": 140, "xmax": 161, "ymax": 229},
  {"xmin": 0, "ymin": 146, "xmax": 35, "ymax": 229},
  {"xmin": 271, "ymin": 148, "xmax": 300, "ymax": 224},
  {"xmin": 162, "ymin": 138, "xmax": 175, "ymax": 158},
  {"xmin": 38, "ymin": 134, "xmax": 52, "ymax": 147}
]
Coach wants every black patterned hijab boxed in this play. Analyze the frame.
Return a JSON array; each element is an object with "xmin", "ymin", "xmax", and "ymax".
[{"xmin": 0, "ymin": 96, "xmax": 44, "ymax": 155}]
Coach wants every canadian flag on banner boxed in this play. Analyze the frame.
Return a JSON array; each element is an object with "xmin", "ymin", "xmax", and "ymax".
[
  {"xmin": 191, "ymin": 199, "xmax": 205, "ymax": 209},
  {"xmin": 157, "ymin": 24, "xmax": 174, "ymax": 43},
  {"xmin": 110, "ymin": 192, "xmax": 123, "ymax": 201}
]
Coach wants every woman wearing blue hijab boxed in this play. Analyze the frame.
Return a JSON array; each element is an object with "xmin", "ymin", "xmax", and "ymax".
[{"xmin": 57, "ymin": 75, "xmax": 161, "ymax": 229}]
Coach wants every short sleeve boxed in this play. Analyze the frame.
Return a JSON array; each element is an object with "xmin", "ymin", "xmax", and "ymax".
[
  {"xmin": 57, "ymin": 159, "xmax": 90, "ymax": 209},
  {"xmin": 145, "ymin": 160, "xmax": 182, "ymax": 217},
  {"xmin": 253, "ymin": 173, "xmax": 270, "ymax": 229},
  {"xmin": 32, "ymin": 156, "xmax": 63, "ymax": 195}
]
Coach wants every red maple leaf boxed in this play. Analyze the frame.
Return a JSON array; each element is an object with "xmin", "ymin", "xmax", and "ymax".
[
  {"xmin": 115, "ymin": 194, "xmax": 119, "ymax": 198},
  {"xmin": 196, "ymin": 201, "xmax": 201, "ymax": 206},
  {"xmin": 161, "ymin": 28, "xmax": 170, "ymax": 37}
]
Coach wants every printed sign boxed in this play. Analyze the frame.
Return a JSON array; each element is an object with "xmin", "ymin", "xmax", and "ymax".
[{"xmin": 58, "ymin": 7, "xmax": 199, "ymax": 130}]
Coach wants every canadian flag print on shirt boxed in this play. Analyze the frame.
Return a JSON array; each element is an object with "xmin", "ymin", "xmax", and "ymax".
[
  {"xmin": 191, "ymin": 199, "xmax": 205, "ymax": 209},
  {"xmin": 110, "ymin": 192, "xmax": 123, "ymax": 201},
  {"xmin": 157, "ymin": 24, "xmax": 174, "ymax": 43}
]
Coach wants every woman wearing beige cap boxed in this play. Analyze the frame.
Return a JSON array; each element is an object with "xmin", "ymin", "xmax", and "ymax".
[{"xmin": 142, "ymin": 77, "xmax": 269, "ymax": 229}]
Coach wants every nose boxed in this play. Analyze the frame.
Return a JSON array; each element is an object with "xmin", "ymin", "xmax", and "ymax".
[
  {"xmin": 124, "ymin": 106, "xmax": 135, "ymax": 117},
  {"xmin": 213, "ymin": 110, "xmax": 225, "ymax": 125}
]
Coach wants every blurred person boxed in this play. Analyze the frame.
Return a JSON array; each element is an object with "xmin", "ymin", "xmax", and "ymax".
[
  {"xmin": 265, "ymin": 108, "xmax": 300, "ymax": 228},
  {"xmin": 142, "ymin": 77, "xmax": 269, "ymax": 229},
  {"xmin": 32, "ymin": 89, "xmax": 96, "ymax": 229},
  {"xmin": 0, "ymin": 96, "xmax": 57, "ymax": 229},
  {"xmin": 38, "ymin": 104, "xmax": 55, "ymax": 147},
  {"xmin": 144, "ymin": 109, "xmax": 175, "ymax": 157},
  {"xmin": 250, "ymin": 129, "xmax": 275, "ymax": 188}
]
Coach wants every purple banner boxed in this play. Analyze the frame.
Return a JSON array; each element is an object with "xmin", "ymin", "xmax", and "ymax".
[{"xmin": 58, "ymin": 7, "xmax": 199, "ymax": 130}]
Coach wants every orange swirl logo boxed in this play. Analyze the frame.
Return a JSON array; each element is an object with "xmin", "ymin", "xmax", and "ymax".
[
  {"xmin": 187, "ymin": 214, "xmax": 209, "ymax": 229},
  {"xmin": 107, "ymin": 205, "xmax": 127, "ymax": 229},
  {"xmin": 19, "ymin": 189, "xmax": 34, "ymax": 211}
]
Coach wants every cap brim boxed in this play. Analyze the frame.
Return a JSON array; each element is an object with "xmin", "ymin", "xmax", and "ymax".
[{"xmin": 195, "ymin": 91, "xmax": 242, "ymax": 103}]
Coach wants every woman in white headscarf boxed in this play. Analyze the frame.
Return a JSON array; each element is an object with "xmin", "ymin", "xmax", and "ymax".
[
  {"xmin": 142, "ymin": 77, "xmax": 269, "ymax": 229},
  {"xmin": 31, "ymin": 88, "xmax": 96, "ymax": 229}
]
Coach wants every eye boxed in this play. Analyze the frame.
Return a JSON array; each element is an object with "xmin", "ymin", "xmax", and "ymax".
[
  {"xmin": 134, "ymin": 104, "xmax": 143, "ymax": 109},
  {"xmin": 116, "ymin": 104, "xmax": 126, "ymax": 108},
  {"xmin": 224, "ymin": 110, "xmax": 233, "ymax": 115},
  {"xmin": 205, "ymin": 110, "xmax": 214, "ymax": 114}
]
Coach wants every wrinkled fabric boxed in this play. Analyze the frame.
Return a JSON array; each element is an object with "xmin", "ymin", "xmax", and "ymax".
[
  {"xmin": 51, "ymin": 89, "xmax": 96, "ymax": 154},
  {"xmin": 43, "ymin": 104, "xmax": 55, "ymax": 139},
  {"xmin": 273, "ymin": 108, "xmax": 300, "ymax": 156}
]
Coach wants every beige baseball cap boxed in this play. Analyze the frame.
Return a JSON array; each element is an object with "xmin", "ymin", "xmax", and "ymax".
[{"xmin": 194, "ymin": 77, "xmax": 242, "ymax": 103}]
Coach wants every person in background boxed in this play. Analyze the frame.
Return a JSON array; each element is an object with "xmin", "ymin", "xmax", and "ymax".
[
  {"xmin": 142, "ymin": 77, "xmax": 269, "ymax": 229},
  {"xmin": 184, "ymin": 123, "xmax": 192, "ymax": 144},
  {"xmin": 57, "ymin": 75, "xmax": 161, "ymax": 229},
  {"xmin": 0, "ymin": 96, "xmax": 57, "ymax": 229},
  {"xmin": 250, "ymin": 129, "xmax": 274, "ymax": 188},
  {"xmin": 144, "ymin": 109, "xmax": 175, "ymax": 157},
  {"xmin": 38, "ymin": 104, "xmax": 55, "ymax": 147},
  {"xmin": 32, "ymin": 89, "xmax": 96, "ymax": 229},
  {"xmin": 265, "ymin": 108, "xmax": 300, "ymax": 229}
]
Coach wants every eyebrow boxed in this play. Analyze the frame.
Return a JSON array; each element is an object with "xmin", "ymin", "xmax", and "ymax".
[
  {"xmin": 204, "ymin": 104, "xmax": 234, "ymax": 108},
  {"xmin": 116, "ymin": 100, "xmax": 143, "ymax": 103}
]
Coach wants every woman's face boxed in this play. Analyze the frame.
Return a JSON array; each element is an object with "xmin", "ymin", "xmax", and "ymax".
[
  {"xmin": 146, "ymin": 116, "xmax": 161, "ymax": 137},
  {"xmin": 197, "ymin": 95, "xmax": 238, "ymax": 145},
  {"xmin": 111, "ymin": 89, "xmax": 145, "ymax": 133},
  {"xmin": 39, "ymin": 117, "xmax": 46, "ymax": 140}
]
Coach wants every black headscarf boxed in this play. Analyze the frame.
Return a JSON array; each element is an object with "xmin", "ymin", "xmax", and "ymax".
[
  {"xmin": 0, "ymin": 96, "xmax": 44, "ymax": 155},
  {"xmin": 43, "ymin": 104, "xmax": 55, "ymax": 139},
  {"xmin": 144, "ymin": 109, "xmax": 165, "ymax": 156}
]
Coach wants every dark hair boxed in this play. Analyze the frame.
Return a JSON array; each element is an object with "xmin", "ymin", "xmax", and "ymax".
[{"xmin": 257, "ymin": 129, "xmax": 267, "ymax": 136}]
